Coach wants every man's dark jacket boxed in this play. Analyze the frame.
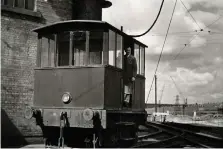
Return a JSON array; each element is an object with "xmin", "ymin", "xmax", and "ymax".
[{"xmin": 123, "ymin": 54, "xmax": 137, "ymax": 84}]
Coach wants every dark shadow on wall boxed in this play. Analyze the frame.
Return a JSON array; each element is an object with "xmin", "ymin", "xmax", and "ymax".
[
  {"xmin": 48, "ymin": 0, "xmax": 72, "ymax": 20},
  {"xmin": 1, "ymin": 109, "xmax": 28, "ymax": 148}
]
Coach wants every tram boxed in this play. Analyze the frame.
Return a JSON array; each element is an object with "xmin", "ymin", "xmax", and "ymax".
[{"xmin": 25, "ymin": 0, "xmax": 148, "ymax": 147}]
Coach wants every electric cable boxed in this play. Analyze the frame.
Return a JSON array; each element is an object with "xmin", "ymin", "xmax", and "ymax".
[
  {"xmin": 173, "ymin": 15, "xmax": 223, "ymax": 60},
  {"xmin": 205, "ymin": 15, "xmax": 223, "ymax": 28},
  {"xmin": 146, "ymin": 0, "xmax": 177, "ymax": 103},
  {"xmin": 173, "ymin": 31, "xmax": 201, "ymax": 60},
  {"xmin": 129, "ymin": 0, "xmax": 164, "ymax": 38},
  {"xmin": 180, "ymin": 0, "xmax": 202, "ymax": 30}
]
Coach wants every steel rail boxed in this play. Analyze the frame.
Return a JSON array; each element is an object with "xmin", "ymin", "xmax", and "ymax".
[
  {"xmin": 144, "ymin": 122, "xmax": 223, "ymax": 148},
  {"xmin": 133, "ymin": 122, "xmax": 183, "ymax": 148}
]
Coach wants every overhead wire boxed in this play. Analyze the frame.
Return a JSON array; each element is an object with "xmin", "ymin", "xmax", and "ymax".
[
  {"xmin": 146, "ymin": 0, "xmax": 178, "ymax": 104},
  {"xmin": 179, "ymin": 0, "xmax": 202, "ymax": 30},
  {"xmin": 205, "ymin": 15, "xmax": 223, "ymax": 28},
  {"xmin": 169, "ymin": 75, "xmax": 186, "ymax": 100},
  {"xmin": 150, "ymin": 31, "xmax": 198, "ymax": 35},
  {"xmin": 173, "ymin": 15, "xmax": 223, "ymax": 60},
  {"xmin": 173, "ymin": 32, "xmax": 201, "ymax": 60},
  {"xmin": 129, "ymin": 0, "xmax": 164, "ymax": 37}
]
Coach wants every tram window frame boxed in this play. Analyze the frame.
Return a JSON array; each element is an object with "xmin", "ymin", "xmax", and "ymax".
[
  {"xmin": 70, "ymin": 30, "xmax": 104, "ymax": 67},
  {"xmin": 38, "ymin": 30, "xmax": 107, "ymax": 68},
  {"xmin": 108, "ymin": 29, "xmax": 123, "ymax": 69},
  {"xmin": 88, "ymin": 30, "xmax": 104, "ymax": 65},
  {"xmin": 57, "ymin": 31, "xmax": 71, "ymax": 67},
  {"xmin": 56, "ymin": 30, "xmax": 105, "ymax": 67},
  {"xmin": 108, "ymin": 30, "xmax": 116, "ymax": 66},
  {"xmin": 69, "ymin": 31, "xmax": 88, "ymax": 67},
  {"xmin": 38, "ymin": 34, "xmax": 56, "ymax": 68},
  {"xmin": 134, "ymin": 43, "xmax": 140, "ymax": 75},
  {"xmin": 116, "ymin": 33, "xmax": 123, "ymax": 69},
  {"xmin": 140, "ymin": 46, "xmax": 145, "ymax": 76}
]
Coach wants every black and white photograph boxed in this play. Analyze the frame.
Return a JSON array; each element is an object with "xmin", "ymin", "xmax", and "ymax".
[{"xmin": 1, "ymin": 0, "xmax": 223, "ymax": 148}]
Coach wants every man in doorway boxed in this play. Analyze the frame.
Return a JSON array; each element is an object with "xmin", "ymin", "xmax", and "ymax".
[{"xmin": 123, "ymin": 47, "xmax": 137, "ymax": 108}]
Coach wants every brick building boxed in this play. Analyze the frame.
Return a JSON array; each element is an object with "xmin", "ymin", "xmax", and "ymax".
[{"xmin": 1, "ymin": 0, "xmax": 73, "ymax": 147}]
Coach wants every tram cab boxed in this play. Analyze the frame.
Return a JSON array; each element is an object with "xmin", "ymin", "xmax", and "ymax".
[
  {"xmin": 30, "ymin": 20, "xmax": 147, "ymax": 133},
  {"xmin": 27, "ymin": 20, "xmax": 148, "ymax": 147}
]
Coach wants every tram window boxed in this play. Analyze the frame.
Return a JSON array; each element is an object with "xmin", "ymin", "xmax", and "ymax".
[
  {"xmin": 57, "ymin": 32, "xmax": 70, "ymax": 66},
  {"xmin": 39, "ymin": 35, "xmax": 55, "ymax": 68},
  {"xmin": 89, "ymin": 31, "xmax": 103, "ymax": 65},
  {"xmin": 140, "ymin": 46, "xmax": 145, "ymax": 75},
  {"xmin": 109, "ymin": 30, "xmax": 116, "ymax": 66},
  {"xmin": 102, "ymin": 32, "xmax": 109, "ymax": 65},
  {"xmin": 72, "ymin": 31, "xmax": 86, "ymax": 66},
  {"xmin": 41, "ymin": 36, "xmax": 49, "ymax": 67},
  {"xmin": 134, "ymin": 44, "xmax": 140, "ymax": 74},
  {"xmin": 49, "ymin": 35, "xmax": 56, "ymax": 67},
  {"xmin": 116, "ymin": 34, "xmax": 123, "ymax": 69}
]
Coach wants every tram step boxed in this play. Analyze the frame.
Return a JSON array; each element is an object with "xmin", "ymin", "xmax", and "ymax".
[
  {"xmin": 120, "ymin": 137, "xmax": 136, "ymax": 141},
  {"xmin": 115, "ymin": 122, "xmax": 135, "ymax": 126}
]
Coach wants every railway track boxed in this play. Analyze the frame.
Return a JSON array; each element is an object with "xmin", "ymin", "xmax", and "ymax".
[
  {"xmin": 20, "ymin": 121, "xmax": 223, "ymax": 148},
  {"xmin": 134, "ymin": 121, "xmax": 223, "ymax": 148}
]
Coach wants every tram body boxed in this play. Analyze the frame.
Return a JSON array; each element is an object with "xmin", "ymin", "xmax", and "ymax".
[{"xmin": 26, "ymin": 20, "xmax": 148, "ymax": 147}]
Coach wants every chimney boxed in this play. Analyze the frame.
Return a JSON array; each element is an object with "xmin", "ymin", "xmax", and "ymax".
[{"xmin": 72, "ymin": 0, "xmax": 112, "ymax": 20}]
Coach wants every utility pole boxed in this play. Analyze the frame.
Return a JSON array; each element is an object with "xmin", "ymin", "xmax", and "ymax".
[
  {"xmin": 159, "ymin": 84, "xmax": 165, "ymax": 112},
  {"xmin": 155, "ymin": 75, "xmax": 157, "ymax": 113}
]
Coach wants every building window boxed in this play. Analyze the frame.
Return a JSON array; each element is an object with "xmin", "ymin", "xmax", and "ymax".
[{"xmin": 1, "ymin": 0, "xmax": 35, "ymax": 11}]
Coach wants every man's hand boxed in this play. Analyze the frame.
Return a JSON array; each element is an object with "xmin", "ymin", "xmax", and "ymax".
[{"xmin": 131, "ymin": 77, "xmax": 135, "ymax": 81}]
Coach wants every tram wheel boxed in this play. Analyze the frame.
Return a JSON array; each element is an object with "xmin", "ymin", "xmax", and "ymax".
[
  {"xmin": 110, "ymin": 133, "xmax": 119, "ymax": 147},
  {"xmin": 84, "ymin": 137, "xmax": 92, "ymax": 148},
  {"xmin": 84, "ymin": 135, "xmax": 102, "ymax": 148}
]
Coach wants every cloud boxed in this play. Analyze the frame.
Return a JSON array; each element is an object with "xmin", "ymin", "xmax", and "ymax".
[
  {"xmin": 211, "ymin": 93, "xmax": 223, "ymax": 99},
  {"xmin": 187, "ymin": 0, "xmax": 223, "ymax": 9},
  {"xmin": 170, "ymin": 67, "xmax": 214, "ymax": 86},
  {"xmin": 190, "ymin": 35, "xmax": 207, "ymax": 47},
  {"xmin": 214, "ymin": 56, "xmax": 223, "ymax": 64}
]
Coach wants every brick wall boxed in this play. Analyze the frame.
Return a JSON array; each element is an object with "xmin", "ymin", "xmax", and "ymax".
[{"xmin": 1, "ymin": 0, "xmax": 72, "ymax": 146}]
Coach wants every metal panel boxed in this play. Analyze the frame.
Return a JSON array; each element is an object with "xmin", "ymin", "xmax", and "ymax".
[
  {"xmin": 43, "ymin": 109, "xmax": 71, "ymax": 126},
  {"xmin": 37, "ymin": 35, "xmax": 41, "ymax": 67},
  {"xmin": 42, "ymin": 108, "xmax": 106, "ymax": 128},
  {"xmin": 132, "ymin": 76, "xmax": 145, "ymax": 110},
  {"xmin": 104, "ymin": 66, "xmax": 122, "ymax": 110},
  {"xmin": 34, "ymin": 67, "xmax": 105, "ymax": 108}
]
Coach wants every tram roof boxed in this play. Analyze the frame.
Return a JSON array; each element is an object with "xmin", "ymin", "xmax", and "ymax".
[{"xmin": 32, "ymin": 20, "xmax": 148, "ymax": 48}]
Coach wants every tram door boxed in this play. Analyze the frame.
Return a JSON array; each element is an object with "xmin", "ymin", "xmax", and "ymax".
[
  {"xmin": 123, "ymin": 39, "xmax": 145, "ymax": 110},
  {"xmin": 123, "ymin": 39, "xmax": 136, "ymax": 108}
]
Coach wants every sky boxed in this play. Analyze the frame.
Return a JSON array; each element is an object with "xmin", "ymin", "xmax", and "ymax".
[{"xmin": 102, "ymin": 0, "xmax": 223, "ymax": 104}]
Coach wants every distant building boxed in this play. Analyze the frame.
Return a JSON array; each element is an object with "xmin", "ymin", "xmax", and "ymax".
[
  {"xmin": 217, "ymin": 103, "xmax": 223, "ymax": 114},
  {"xmin": 146, "ymin": 102, "xmax": 220, "ymax": 116},
  {"xmin": 174, "ymin": 95, "xmax": 181, "ymax": 115}
]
